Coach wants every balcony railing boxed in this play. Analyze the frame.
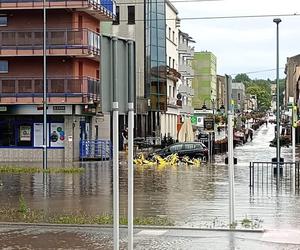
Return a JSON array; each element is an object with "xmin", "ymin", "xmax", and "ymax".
[
  {"xmin": 0, "ymin": 28, "xmax": 100, "ymax": 56},
  {"xmin": 0, "ymin": 76, "xmax": 100, "ymax": 103},
  {"xmin": 180, "ymin": 104, "xmax": 194, "ymax": 115},
  {"xmin": 178, "ymin": 84, "xmax": 194, "ymax": 96},
  {"xmin": 0, "ymin": 0, "xmax": 116, "ymax": 20},
  {"xmin": 178, "ymin": 43, "xmax": 194, "ymax": 57},
  {"xmin": 178, "ymin": 64, "xmax": 194, "ymax": 77}
]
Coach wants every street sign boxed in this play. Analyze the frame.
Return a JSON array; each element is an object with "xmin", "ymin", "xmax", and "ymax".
[
  {"xmin": 204, "ymin": 117, "xmax": 214, "ymax": 131},
  {"xmin": 191, "ymin": 116, "xmax": 197, "ymax": 125}
]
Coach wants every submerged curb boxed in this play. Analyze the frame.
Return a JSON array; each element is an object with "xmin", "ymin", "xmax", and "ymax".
[{"xmin": 0, "ymin": 222, "xmax": 265, "ymax": 233}]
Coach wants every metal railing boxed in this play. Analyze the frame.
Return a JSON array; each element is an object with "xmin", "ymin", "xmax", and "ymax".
[
  {"xmin": 249, "ymin": 161, "xmax": 300, "ymax": 192},
  {"xmin": 178, "ymin": 43, "xmax": 194, "ymax": 57},
  {"xmin": 0, "ymin": 0, "xmax": 116, "ymax": 17},
  {"xmin": 0, "ymin": 28, "xmax": 100, "ymax": 55},
  {"xmin": 0, "ymin": 76, "xmax": 100, "ymax": 102},
  {"xmin": 178, "ymin": 84, "xmax": 194, "ymax": 96},
  {"xmin": 178, "ymin": 64, "xmax": 194, "ymax": 76},
  {"xmin": 80, "ymin": 139, "xmax": 112, "ymax": 160}
]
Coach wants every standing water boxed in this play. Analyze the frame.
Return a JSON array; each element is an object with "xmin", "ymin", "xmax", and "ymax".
[{"xmin": 0, "ymin": 123, "xmax": 300, "ymax": 230}]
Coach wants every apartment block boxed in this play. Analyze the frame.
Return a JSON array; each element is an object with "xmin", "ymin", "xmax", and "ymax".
[
  {"xmin": 192, "ymin": 51, "xmax": 217, "ymax": 110},
  {"xmin": 0, "ymin": 0, "xmax": 115, "ymax": 161}
]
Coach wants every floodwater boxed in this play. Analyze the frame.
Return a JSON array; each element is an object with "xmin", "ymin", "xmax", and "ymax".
[{"xmin": 0, "ymin": 123, "xmax": 300, "ymax": 230}]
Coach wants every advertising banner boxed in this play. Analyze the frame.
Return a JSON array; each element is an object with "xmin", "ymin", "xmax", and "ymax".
[
  {"xmin": 20, "ymin": 126, "xmax": 31, "ymax": 141},
  {"xmin": 50, "ymin": 123, "xmax": 65, "ymax": 147}
]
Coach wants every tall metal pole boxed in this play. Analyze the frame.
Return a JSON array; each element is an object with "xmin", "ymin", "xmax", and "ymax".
[
  {"xmin": 226, "ymin": 74, "xmax": 235, "ymax": 226},
  {"xmin": 112, "ymin": 37, "xmax": 119, "ymax": 250},
  {"xmin": 273, "ymin": 18, "xmax": 281, "ymax": 188},
  {"xmin": 43, "ymin": 0, "xmax": 47, "ymax": 170},
  {"xmin": 127, "ymin": 40, "xmax": 135, "ymax": 250},
  {"xmin": 292, "ymin": 103, "xmax": 296, "ymax": 193}
]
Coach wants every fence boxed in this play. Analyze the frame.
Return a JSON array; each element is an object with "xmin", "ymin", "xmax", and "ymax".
[
  {"xmin": 249, "ymin": 161, "xmax": 300, "ymax": 192},
  {"xmin": 80, "ymin": 140, "xmax": 112, "ymax": 161}
]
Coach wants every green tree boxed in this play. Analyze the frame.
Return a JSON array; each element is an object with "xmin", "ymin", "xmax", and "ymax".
[{"xmin": 234, "ymin": 73, "xmax": 251, "ymax": 85}]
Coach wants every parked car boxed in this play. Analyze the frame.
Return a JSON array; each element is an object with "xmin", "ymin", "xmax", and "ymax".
[
  {"xmin": 268, "ymin": 114, "xmax": 276, "ymax": 124},
  {"xmin": 148, "ymin": 142, "xmax": 208, "ymax": 161}
]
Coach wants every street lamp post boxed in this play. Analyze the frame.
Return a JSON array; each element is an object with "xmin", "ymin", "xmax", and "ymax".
[
  {"xmin": 273, "ymin": 18, "xmax": 281, "ymax": 188},
  {"xmin": 43, "ymin": 0, "xmax": 47, "ymax": 170}
]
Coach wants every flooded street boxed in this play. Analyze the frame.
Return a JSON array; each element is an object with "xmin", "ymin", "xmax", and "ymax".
[{"xmin": 1, "ymin": 123, "xmax": 300, "ymax": 230}]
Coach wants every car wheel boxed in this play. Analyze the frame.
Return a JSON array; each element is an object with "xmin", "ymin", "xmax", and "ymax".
[{"xmin": 202, "ymin": 156, "xmax": 207, "ymax": 162}]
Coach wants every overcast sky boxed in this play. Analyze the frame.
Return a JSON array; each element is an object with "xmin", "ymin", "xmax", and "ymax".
[{"xmin": 173, "ymin": 0, "xmax": 300, "ymax": 80}]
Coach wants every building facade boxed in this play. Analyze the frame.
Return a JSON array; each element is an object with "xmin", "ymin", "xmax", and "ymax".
[
  {"xmin": 192, "ymin": 51, "xmax": 217, "ymax": 110},
  {"xmin": 160, "ymin": 1, "xmax": 181, "ymax": 140},
  {"xmin": 285, "ymin": 54, "xmax": 300, "ymax": 107},
  {"xmin": 0, "ymin": 0, "xmax": 115, "ymax": 161},
  {"xmin": 177, "ymin": 31, "xmax": 195, "ymax": 124},
  {"xmin": 231, "ymin": 82, "xmax": 245, "ymax": 113}
]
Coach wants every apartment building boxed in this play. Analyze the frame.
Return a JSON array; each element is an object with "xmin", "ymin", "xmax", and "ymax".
[
  {"xmin": 0, "ymin": 0, "xmax": 115, "ymax": 161},
  {"xmin": 177, "ymin": 31, "xmax": 195, "ymax": 121},
  {"xmin": 160, "ymin": 0, "xmax": 181, "ymax": 140},
  {"xmin": 231, "ymin": 82, "xmax": 245, "ymax": 112},
  {"xmin": 192, "ymin": 51, "xmax": 217, "ymax": 110}
]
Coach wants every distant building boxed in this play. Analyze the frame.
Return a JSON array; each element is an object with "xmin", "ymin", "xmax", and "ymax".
[
  {"xmin": 192, "ymin": 52, "xmax": 217, "ymax": 110},
  {"xmin": 177, "ymin": 31, "xmax": 195, "ymax": 125},
  {"xmin": 231, "ymin": 82, "xmax": 245, "ymax": 113},
  {"xmin": 285, "ymin": 54, "xmax": 300, "ymax": 107},
  {"xmin": 216, "ymin": 75, "xmax": 226, "ymax": 109}
]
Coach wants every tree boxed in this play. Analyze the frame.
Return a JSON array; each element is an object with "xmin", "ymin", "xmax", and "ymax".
[{"xmin": 234, "ymin": 73, "xmax": 251, "ymax": 85}]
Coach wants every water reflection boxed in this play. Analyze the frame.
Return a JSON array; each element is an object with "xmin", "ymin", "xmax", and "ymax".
[{"xmin": 0, "ymin": 124, "xmax": 300, "ymax": 230}]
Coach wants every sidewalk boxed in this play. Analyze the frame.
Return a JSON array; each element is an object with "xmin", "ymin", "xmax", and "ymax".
[{"xmin": 0, "ymin": 223, "xmax": 300, "ymax": 249}]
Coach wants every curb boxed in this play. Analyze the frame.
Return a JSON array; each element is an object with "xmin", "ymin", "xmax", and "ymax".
[{"xmin": 0, "ymin": 222, "xmax": 265, "ymax": 233}]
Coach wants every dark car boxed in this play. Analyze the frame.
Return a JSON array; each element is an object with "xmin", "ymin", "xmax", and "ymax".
[{"xmin": 149, "ymin": 142, "xmax": 208, "ymax": 161}]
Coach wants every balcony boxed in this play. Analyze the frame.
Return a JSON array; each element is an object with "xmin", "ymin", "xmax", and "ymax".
[
  {"xmin": 178, "ymin": 64, "xmax": 194, "ymax": 77},
  {"xmin": 178, "ymin": 84, "xmax": 194, "ymax": 96},
  {"xmin": 0, "ymin": 76, "xmax": 100, "ymax": 104},
  {"xmin": 0, "ymin": 0, "xmax": 116, "ymax": 20},
  {"xmin": 167, "ymin": 96, "xmax": 181, "ymax": 108},
  {"xmin": 0, "ymin": 28, "xmax": 100, "ymax": 58},
  {"xmin": 178, "ymin": 43, "xmax": 194, "ymax": 57},
  {"xmin": 180, "ymin": 104, "xmax": 194, "ymax": 115}
]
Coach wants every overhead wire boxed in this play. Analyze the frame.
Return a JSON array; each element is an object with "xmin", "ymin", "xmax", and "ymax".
[{"xmin": 230, "ymin": 68, "xmax": 285, "ymax": 76}]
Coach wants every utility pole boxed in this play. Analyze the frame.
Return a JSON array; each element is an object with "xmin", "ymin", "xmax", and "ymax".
[
  {"xmin": 226, "ymin": 74, "xmax": 235, "ymax": 227},
  {"xmin": 127, "ymin": 41, "xmax": 135, "ymax": 250},
  {"xmin": 273, "ymin": 18, "xmax": 281, "ymax": 189},
  {"xmin": 112, "ymin": 37, "xmax": 119, "ymax": 250},
  {"xmin": 42, "ymin": 0, "xmax": 47, "ymax": 170}
]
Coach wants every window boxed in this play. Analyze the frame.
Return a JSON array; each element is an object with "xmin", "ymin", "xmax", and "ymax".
[
  {"xmin": 238, "ymin": 93, "xmax": 241, "ymax": 101},
  {"xmin": 172, "ymin": 31, "xmax": 175, "ymax": 42},
  {"xmin": 128, "ymin": 6, "xmax": 135, "ymax": 24},
  {"xmin": 0, "ymin": 61, "xmax": 8, "ymax": 73},
  {"xmin": 113, "ymin": 6, "xmax": 120, "ymax": 25},
  {"xmin": 172, "ymin": 59, "xmax": 175, "ymax": 68},
  {"xmin": 169, "ymin": 57, "xmax": 171, "ymax": 67},
  {"xmin": 168, "ymin": 27, "xmax": 171, "ymax": 39},
  {"xmin": 170, "ymin": 144, "xmax": 183, "ymax": 152},
  {"xmin": 0, "ymin": 15, "xmax": 7, "ymax": 26}
]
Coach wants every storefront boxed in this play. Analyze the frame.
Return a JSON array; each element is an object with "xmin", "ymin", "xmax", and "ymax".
[{"xmin": 0, "ymin": 104, "xmax": 97, "ymax": 162}]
